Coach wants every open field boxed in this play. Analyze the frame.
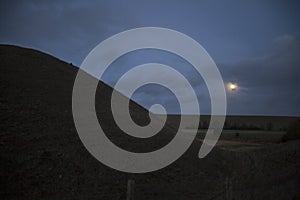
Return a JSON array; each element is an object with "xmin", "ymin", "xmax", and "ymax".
[
  {"xmin": 182, "ymin": 129, "xmax": 287, "ymax": 142},
  {"xmin": 165, "ymin": 115, "xmax": 299, "ymax": 132}
]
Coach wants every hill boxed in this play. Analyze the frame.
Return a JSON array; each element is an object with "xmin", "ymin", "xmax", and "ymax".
[{"xmin": 1, "ymin": 45, "xmax": 299, "ymax": 199}]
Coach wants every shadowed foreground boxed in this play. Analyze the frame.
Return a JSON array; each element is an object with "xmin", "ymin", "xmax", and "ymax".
[{"xmin": 1, "ymin": 45, "xmax": 299, "ymax": 199}]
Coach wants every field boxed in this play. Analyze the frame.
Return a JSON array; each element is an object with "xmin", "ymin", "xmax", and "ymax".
[{"xmin": 183, "ymin": 129, "xmax": 286, "ymax": 142}]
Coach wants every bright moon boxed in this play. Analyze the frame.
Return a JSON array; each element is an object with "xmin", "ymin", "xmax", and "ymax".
[{"xmin": 228, "ymin": 83, "xmax": 238, "ymax": 91}]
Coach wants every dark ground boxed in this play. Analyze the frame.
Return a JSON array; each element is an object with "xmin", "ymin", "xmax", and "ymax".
[{"xmin": 1, "ymin": 45, "xmax": 299, "ymax": 199}]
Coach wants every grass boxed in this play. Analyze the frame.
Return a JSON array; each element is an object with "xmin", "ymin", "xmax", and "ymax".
[{"xmin": 183, "ymin": 129, "xmax": 286, "ymax": 142}]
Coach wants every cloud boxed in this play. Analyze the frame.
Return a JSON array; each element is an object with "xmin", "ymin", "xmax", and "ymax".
[
  {"xmin": 220, "ymin": 34, "xmax": 300, "ymax": 116},
  {"xmin": 101, "ymin": 48, "xmax": 211, "ymax": 114},
  {"xmin": 117, "ymin": 34, "xmax": 300, "ymax": 116},
  {"xmin": 0, "ymin": 0, "xmax": 138, "ymax": 65},
  {"xmin": 1, "ymin": 1, "xmax": 299, "ymax": 116},
  {"xmin": 100, "ymin": 34, "xmax": 300, "ymax": 116},
  {"xmin": 273, "ymin": 34, "xmax": 296, "ymax": 46}
]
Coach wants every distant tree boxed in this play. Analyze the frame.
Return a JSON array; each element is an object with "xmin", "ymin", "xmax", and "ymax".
[
  {"xmin": 241, "ymin": 123, "xmax": 248, "ymax": 130},
  {"xmin": 202, "ymin": 121, "xmax": 209, "ymax": 129},
  {"xmin": 266, "ymin": 122, "xmax": 273, "ymax": 131},
  {"xmin": 281, "ymin": 120, "xmax": 300, "ymax": 142},
  {"xmin": 249, "ymin": 124, "xmax": 260, "ymax": 130},
  {"xmin": 231, "ymin": 123, "xmax": 238, "ymax": 130}
]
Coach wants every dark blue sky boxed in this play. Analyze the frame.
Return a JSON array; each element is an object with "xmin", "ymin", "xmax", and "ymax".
[{"xmin": 1, "ymin": 0, "xmax": 300, "ymax": 116}]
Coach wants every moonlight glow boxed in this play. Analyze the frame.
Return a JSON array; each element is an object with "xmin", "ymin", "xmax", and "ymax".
[{"xmin": 228, "ymin": 83, "xmax": 238, "ymax": 91}]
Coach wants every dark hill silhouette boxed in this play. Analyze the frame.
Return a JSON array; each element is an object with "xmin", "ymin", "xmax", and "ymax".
[{"xmin": 1, "ymin": 45, "xmax": 299, "ymax": 200}]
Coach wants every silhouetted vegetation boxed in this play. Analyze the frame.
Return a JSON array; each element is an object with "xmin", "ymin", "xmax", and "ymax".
[{"xmin": 282, "ymin": 120, "xmax": 300, "ymax": 142}]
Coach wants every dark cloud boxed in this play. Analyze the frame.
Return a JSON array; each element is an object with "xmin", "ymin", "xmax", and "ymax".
[
  {"xmin": 1, "ymin": 0, "xmax": 299, "ymax": 115},
  {"xmin": 125, "ymin": 34, "xmax": 300, "ymax": 116},
  {"xmin": 0, "ymin": 0, "xmax": 138, "ymax": 64},
  {"xmin": 220, "ymin": 34, "xmax": 300, "ymax": 116}
]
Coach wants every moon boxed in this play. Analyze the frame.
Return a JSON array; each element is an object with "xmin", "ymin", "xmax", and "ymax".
[{"xmin": 227, "ymin": 83, "xmax": 238, "ymax": 91}]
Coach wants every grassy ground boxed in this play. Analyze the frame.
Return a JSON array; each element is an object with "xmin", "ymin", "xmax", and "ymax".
[
  {"xmin": 183, "ymin": 129, "xmax": 286, "ymax": 143},
  {"xmin": 205, "ymin": 130, "xmax": 285, "ymax": 142}
]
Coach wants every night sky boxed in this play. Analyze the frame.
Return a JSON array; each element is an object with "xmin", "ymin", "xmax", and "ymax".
[{"xmin": 1, "ymin": 0, "xmax": 300, "ymax": 116}]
